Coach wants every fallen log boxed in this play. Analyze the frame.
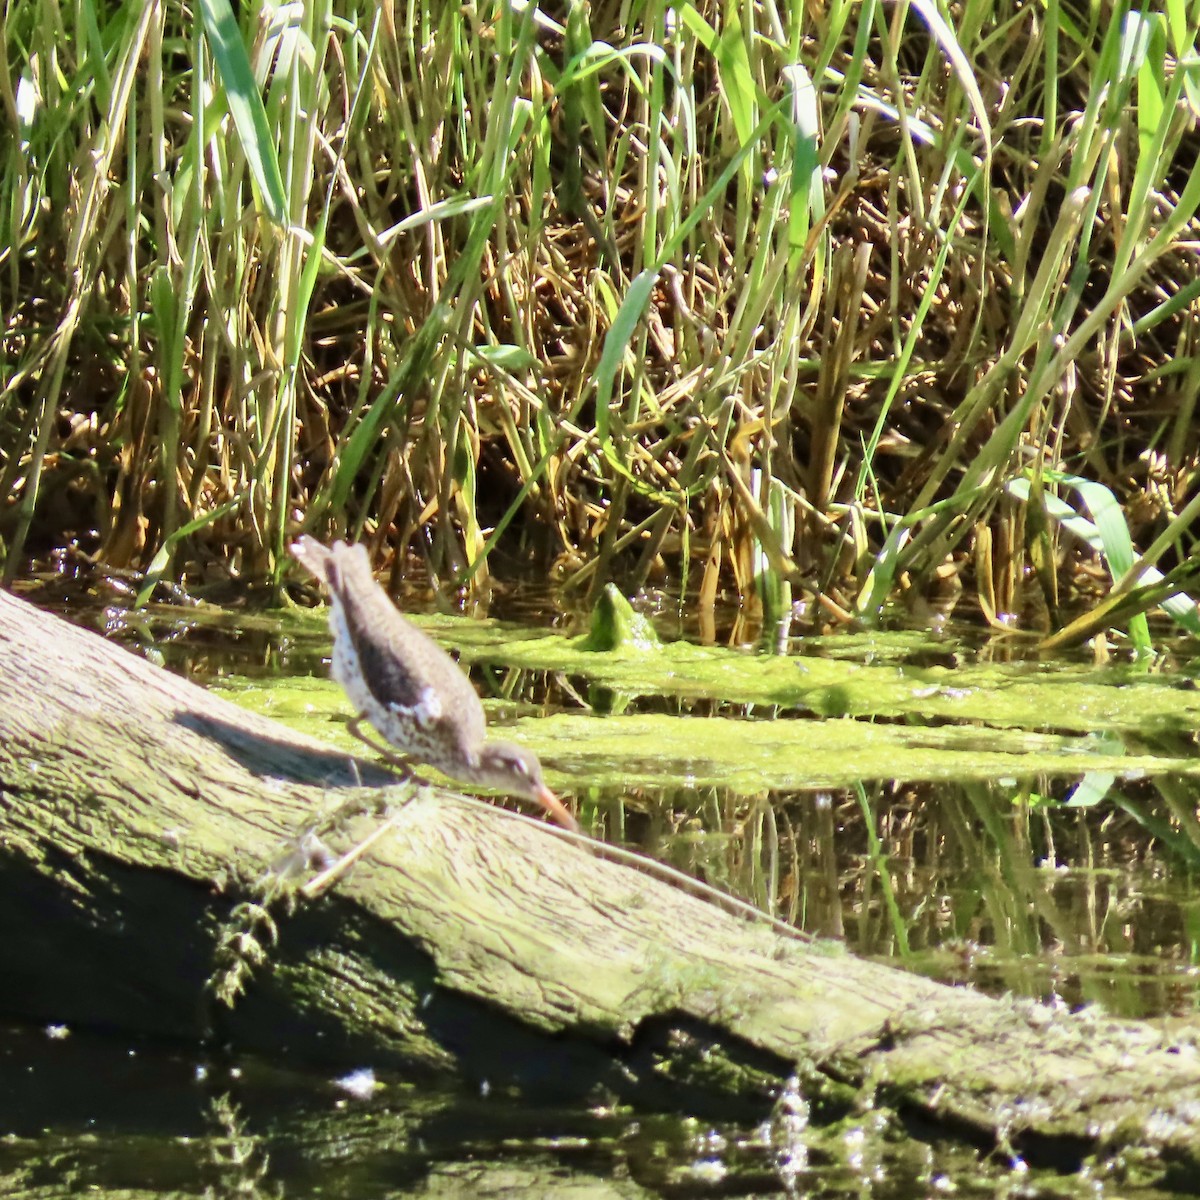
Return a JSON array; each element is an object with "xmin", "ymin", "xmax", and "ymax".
[{"xmin": 2, "ymin": 587, "xmax": 1199, "ymax": 1171}]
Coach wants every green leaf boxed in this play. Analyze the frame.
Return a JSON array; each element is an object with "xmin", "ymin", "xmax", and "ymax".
[{"xmin": 197, "ymin": 0, "xmax": 286, "ymax": 225}]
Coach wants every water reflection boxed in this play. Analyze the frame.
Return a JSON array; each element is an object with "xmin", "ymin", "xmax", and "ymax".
[
  {"xmin": 13, "ymin": 586, "xmax": 1200, "ymax": 1195},
  {"xmin": 0, "ymin": 1023, "xmax": 1052, "ymax": 1198},
  {"xmin": 57, "ymin": 592, "xmax": 1200, "ymax": 1022},
  {"xmin": 594, "ymin": 776, "xmax": 1200, "ymax": 1020}
]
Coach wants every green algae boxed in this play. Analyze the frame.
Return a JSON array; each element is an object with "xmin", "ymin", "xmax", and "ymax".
[
  {"xmin": 199, "ymin": 595, "xmax": 1200, "ymax": 795},
  {"xmin": 275, "ymin": 597, "xmax": 1200, "ymax": 737},
  {"xmin": 201, "ymin": 602, "xmax": 1200, "ymax": 1030},
  {"xmin": 540, "ymin": 714, "xmax": 1195, "ymax": 791},
  {"xmin": 387, "ymin": 612, "xmax": 1200, "ymax": 738},
  {"xmin": 216, "ymin": 666, "xmax": 1199, "ymax": 795}
]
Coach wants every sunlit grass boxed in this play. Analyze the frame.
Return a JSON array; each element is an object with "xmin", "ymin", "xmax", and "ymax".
[{"xmin": 1, "ymin": 0, "xmax": 1197, "ymax": 646}]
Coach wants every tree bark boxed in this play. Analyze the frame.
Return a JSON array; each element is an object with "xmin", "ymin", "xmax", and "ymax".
[{"xmin": 2, "ymin": 588, "xmax": 1199, "ymax": 1169}]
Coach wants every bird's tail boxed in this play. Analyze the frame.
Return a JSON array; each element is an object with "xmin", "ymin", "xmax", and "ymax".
[
  {"xmin": 289, "ymin": 534, "xmax": 335, "ymax": 583},
  {"xmin": 290, "ymin": 536, "xmax": 374, "ymax": 597}
]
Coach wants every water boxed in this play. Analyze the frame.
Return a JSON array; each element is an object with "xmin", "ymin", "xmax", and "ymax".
[
  {"xmin": 0, "ymin": 1024, "xmax": 1102, "ymax": 1198},
  {"xmin": 8, "ymin": 580, "xmax": 1200, "ymax": 1196}
]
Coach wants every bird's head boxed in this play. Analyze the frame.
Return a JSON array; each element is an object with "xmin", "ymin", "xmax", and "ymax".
[{"xmin": 476, "ymin": 740, "xmax": 579, "ymax": 833}]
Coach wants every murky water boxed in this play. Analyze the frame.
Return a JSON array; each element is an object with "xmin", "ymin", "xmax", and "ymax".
[
  {"xmin": 9, "ymin": 581, "xmax": 1200, "ymax": 1196},
  {"xmin": 185, "ymin": 593, "xmax": 1200, "ymax": 1023},
  {"xmin": 0, "ymin": 1023, "xmax": 1150, "ymax": 1198}
]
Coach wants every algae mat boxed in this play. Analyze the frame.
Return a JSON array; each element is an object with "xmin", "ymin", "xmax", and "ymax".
[{"xmin": 219, "ymin": 673, "xmax": 1196, "ymax": 793}]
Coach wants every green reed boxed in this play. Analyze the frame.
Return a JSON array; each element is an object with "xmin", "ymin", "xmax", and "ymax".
[{"xmin": 0, "ymin": 0, "xmax": 1197, "ymax": 644}]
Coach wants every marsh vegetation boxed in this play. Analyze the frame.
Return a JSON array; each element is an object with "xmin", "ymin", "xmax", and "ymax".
[{"xmin": 2, "ymin": 0, "xmax": 1197, "ymax": 649}]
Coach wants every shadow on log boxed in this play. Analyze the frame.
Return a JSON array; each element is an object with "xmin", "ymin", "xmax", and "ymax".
[{"xmin": 3, "ymin": 588, "xmax": 1200, "ymax": 1169}]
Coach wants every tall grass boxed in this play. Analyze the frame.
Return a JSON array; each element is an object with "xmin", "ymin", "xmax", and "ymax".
[{"xmin": 1, "ymin": 0, "xmax": 1198, "ymax": 640}]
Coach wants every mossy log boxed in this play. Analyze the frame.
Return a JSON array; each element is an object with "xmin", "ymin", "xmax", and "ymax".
[{"xmin": 2, "ymin": 588, "xmax": 1200, "ymax": 1169}]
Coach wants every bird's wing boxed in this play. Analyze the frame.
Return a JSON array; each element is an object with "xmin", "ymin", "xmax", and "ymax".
[{"xmin": 328, "ymin": 547, "xmax": 487, "ymax": 743}]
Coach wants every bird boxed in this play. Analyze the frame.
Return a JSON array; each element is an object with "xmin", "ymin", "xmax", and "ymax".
[{"xmin": 290, "ymin": 536, "xmax": 579, "ymax": 833}]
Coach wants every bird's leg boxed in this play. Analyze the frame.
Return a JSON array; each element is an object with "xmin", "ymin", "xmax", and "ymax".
[
  {"xmin": 346, "ymin": 714, "xmax": 412, "ymax": 772},
  {"xmin": 301, "ymin": 715, "xmax": 427, "ymax": 899}
]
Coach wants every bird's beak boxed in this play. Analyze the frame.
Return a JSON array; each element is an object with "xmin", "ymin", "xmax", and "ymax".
[{"xmin": 536, "ymin": 784, "xmax": 580, "ymax": 835}]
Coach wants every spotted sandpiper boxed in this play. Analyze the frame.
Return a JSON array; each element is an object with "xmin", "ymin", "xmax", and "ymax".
[{"xmin": 290, "ymin": 536, "xmax": 578, "ymax": 833}]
